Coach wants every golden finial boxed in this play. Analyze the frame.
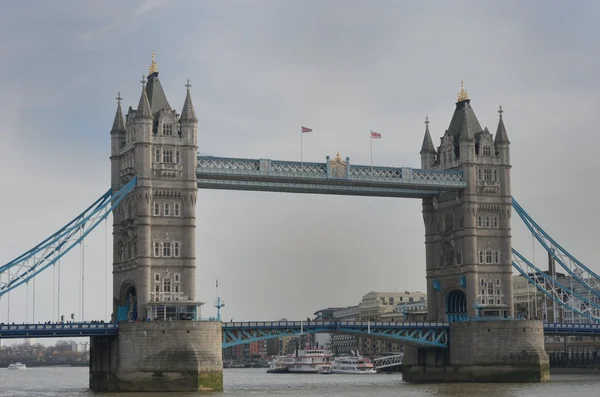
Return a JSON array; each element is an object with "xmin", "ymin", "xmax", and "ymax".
[
  {"xmin": 149, "ymin": 51, "xmax": 157, "ymax": 75},
  {"xmin": 457, "ymin": 80, "xmax": 469, "ymax": 102},
  {"xmin": 335, "ymin": 151, "xmax": 342, "ymax": 161}
]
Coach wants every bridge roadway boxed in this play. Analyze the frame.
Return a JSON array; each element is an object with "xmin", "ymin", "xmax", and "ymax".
[
  {"xmin": 196, "ymin": 155, "xmax": 467, "ymax": 198},
  {"xmin": 2, "ymin": 321, "xmax": 600, "ymax": 347}
]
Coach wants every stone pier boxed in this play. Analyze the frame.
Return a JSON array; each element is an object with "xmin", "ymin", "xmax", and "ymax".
[
  {"xmin": 90, "ymin": 321, "xmax": 223, "ymax": 392},
  {"xmin": 402, "ymin": 320, "xmax": 549, "ymax": 382}
]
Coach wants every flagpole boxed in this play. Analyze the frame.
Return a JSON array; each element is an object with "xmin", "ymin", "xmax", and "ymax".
[
  {"xmin": 301, "ymin": 126, "xmax": 303, "ymax": 167},
  {"xmin": 370, "ymin": 131, "xmax": 373, "ymax": 177}
]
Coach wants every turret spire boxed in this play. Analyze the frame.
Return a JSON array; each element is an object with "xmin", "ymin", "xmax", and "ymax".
[
  {"xmin": 135, "ymin": 75, "xmax": 152, "ymax": 121},
  {"xmin": 420, "ymin": 116, "xmax": 436, "ymax": 154},
  {"xmin": 180, "ymin": 78, "xmax": 198, "ymax": 123},
  {"xmin": 111, "ymin": 92, "xmax": 126, "ymax": 133},
  {"xmin": 494, "ymin": 105, "xmax": 510, "ymax": 144}
]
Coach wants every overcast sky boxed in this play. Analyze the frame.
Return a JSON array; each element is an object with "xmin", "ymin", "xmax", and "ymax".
[{"xmin": 1, "ymin": 0, "xmax": 599, "ymax": 333}]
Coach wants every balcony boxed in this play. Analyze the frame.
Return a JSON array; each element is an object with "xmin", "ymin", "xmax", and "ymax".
[{"xmin": 153, "ymin": 162, "xmax": 183, "ymax": 179}]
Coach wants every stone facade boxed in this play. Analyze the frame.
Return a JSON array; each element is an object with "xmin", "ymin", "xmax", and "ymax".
[
  {"xmin": 420, "ymin": 86, "xmax": 512, "ymax": 321},
  {"xmin": 402, "ymin": 320, "xmax": 549, "ymax": 382},
  {"xmin": 110, "ymin": 65, "xmax": 199, "ymax": 320},
  {"xmin": 90, "ymin": 321, "xmax": 223, "ymax": 392},
  {"xmin": 96, "ymin": 57, "xmax": 223, "ymax": 392}
]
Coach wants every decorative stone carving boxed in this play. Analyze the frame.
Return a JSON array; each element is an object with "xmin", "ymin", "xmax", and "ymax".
[{"xmin": 330, "ymin": 151, "xmax": 347, "ymax": 179}]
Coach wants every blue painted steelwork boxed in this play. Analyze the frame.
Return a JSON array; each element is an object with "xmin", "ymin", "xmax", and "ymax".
[
  {"xmin": 512, "ymin": 248, "xmax": 600, "ymax": 313},
  {"xmin": 446, "ymin": 290, "xmax": 468, "ymax": 323},
  {"xmin": 196, "ymin": 156, "xmax": 466, "ymax": 198},
  {"xmin": 221, "ymin": 321, "xmax": 450, "ymax": 348},
  {"xmin": 2, "ymin": 321, "xmax": 599, "ymax": 342},
  {"xmin": 0, "ymin": 178, "xmax": 137, "ymax": 296},
  {"xmin": 543, "ymin": 322, "xmax": 600, "ymax": 336},
  {"xmin": 512, "ymin": 198, "xmax": 600, "ymax": 301},
  {"xmin": 0, "ymin": 322, "xmax": 119, "ymax": 339}
]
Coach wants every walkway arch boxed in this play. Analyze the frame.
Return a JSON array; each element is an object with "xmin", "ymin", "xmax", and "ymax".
[
  {"xmin": 446, "ymin": 289, "xmax": 467, "ymax": 322},
  {"xmin": 116, "ymin": 281, "xmax": 138, "ymax": 321}
]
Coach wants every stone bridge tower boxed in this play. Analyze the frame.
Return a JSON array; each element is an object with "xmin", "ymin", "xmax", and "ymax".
[
  {"xmin": 109, "ymin": 54, "xmax": 199, "ymax": 321},
  {"xmin": 420, "ymin": 82, "xmax": 512, "ymax": 322}
]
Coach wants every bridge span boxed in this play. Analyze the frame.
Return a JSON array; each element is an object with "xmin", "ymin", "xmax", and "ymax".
[{"xmin": 2, "ymin": 321, "xmax": 600, "ymax": 348}]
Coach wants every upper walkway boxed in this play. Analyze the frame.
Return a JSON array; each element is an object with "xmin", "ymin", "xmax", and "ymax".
[
  {"xmin": 2, "ymin": 321, "xmax": 599, "ymax": 347},
  {"xmin": 196, "ymin": 155, "xmax": 467, "ymax": 198}
]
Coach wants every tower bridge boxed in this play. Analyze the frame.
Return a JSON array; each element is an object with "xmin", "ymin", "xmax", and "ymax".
[{"xmin": 2, "ymin": 57, "xmax": 599, "ymax": 391}]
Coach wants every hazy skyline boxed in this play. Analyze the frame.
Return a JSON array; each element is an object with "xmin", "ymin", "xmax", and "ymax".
[{"xmin": 1, "ymin": 0, "xmax": 599, "ymax": 333}]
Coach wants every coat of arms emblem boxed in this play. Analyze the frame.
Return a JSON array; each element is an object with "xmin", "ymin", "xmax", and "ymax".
[{"xmin": 330, "ymin": 151, "xmax": 347, "ymax": 179}]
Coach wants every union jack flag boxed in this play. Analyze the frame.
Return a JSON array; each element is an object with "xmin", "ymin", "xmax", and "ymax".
[
  {"xmin": 301, "ymin": 126, "xmax": 313, "ymax": 133},
  {"xmin": 371, "ymin": 130, "xmax": 382, "ymax": 139}
]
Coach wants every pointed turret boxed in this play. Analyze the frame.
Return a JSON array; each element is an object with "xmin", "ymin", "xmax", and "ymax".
[
  {"xmin": 494, "ymin": 105, "xmax": 510, "ymax": 145},
  {"xmin": 180, "ymin": 79, "xmax": 198, "ymax": 123},
  {"xmin": 420, "ymin": 117, "xmax": 436, "ymax": 154},
  {"xmin": 111, "ymin": 92, "xmax": 126, "ymax": 134},
  {"xmin": 420, "ymin": 117, "xmax": 436, "ymax": 169},
  {"xmin": 447, "ymin": 81, "xmax": 483, "ymax": 141},
  {"xmin": 135, "ymin": 76, "xmax": 152, "ymax": 121},
  {"xmin": 145, "ymin": 51, "xmax": 171, "ymax": 114}
]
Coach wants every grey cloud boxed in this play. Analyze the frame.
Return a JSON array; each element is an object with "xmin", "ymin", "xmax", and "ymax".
[{"xmin": 1, "ymin": 1, "xmax": 599, "ymax": 330}]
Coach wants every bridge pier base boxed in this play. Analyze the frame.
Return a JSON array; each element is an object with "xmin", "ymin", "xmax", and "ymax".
[
  {"xmin": 89, "ymin": 321, "xmax": 223, "ymax": 392},
  {"xmin": 402, "ymin": 320, "xmax": 549, "ymax": 382}
]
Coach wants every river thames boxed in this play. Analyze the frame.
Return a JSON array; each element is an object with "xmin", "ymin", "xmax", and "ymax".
[{"xmin": 1, "ymin": 368, "xmax": 600, "ymax": 396}]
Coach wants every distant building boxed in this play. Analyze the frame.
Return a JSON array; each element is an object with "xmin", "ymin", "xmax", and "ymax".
[
  {"xmin": 382, "ymin": 300, "xmax": 428, "ymax": 322},
  {"xmin": 331, "ymin": 305, "xmax": 359, "ymax": 355},
  {"xmin": 358, "ymin": 291, "xmax": 426, "ymax": 356},
  {"xmin": 312, "ymin": 307, "xmax": 345, "ymax": 350}
]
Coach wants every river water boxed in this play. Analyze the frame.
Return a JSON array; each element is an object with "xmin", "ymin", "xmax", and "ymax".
[{"xmin": 1, "ymin": 368, "xmax": 600, "ymax": 397}]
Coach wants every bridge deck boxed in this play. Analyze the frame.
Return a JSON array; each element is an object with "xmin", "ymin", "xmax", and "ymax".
[
  {"xmin": 2, "ymin": 321, "xmax": 598, "ymax": 342},
  {"xmin": 196, "ymin": 156, "xmax": 467, "ymax": 198}
]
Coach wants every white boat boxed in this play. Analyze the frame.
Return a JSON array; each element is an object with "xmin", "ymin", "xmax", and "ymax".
[
  {"xmin": 266, "ymin": 357, "xmax": 289, "ymax": 373},
  {"xmin": 282, "ymin": 349, "xmax": 332, "ymax": 373},
  {"xmin": 8, "ymin": 362, "xmax": 26, "ymax": 370},
  {"xmin": 331, "ymin": 351, "xmax": 376, "ymax": 374},
  {"xmin": 317, "ymin": 363, "xmax": 332, "ymax": 374}
]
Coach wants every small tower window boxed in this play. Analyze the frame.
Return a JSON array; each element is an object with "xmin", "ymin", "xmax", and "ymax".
[
  {"xmin": 163, "ymin": 123, "xmax": 173, "ymax": 136},
  {"xmin": 153, "ymin": 202, "xmax": 160, "ymax": 216},
  {"xmin": 164, "ymin": 203, "xmax": 171, "ymax": 216},
  {"xmin": 163, "ymin": 149, "xmax": 173, "ymax": 163},
  {"xmin": 485, "ymin": 216, "xmax": 490, "ymax": 228},
  {"xmin": 176, "ymin": 150, "xmax": 180, "ymax": 163},
  {"xmin": 154, "ymin": 273, "xmax": 160, "ymax": 282},
  {"xmin": 173, "ymin": 242, "xmax": 180, "ymax": 257},
  {"xmin": 155, "ymin": 148, "xmax": 160, "ymax": 163},
  {"xmin": 477, "ymin": 168, "xmax": 482, "ymax": 181},
  {"xmin": 493, "ymin": 169, "xmax": 498, "ymax": 181},
  {"xmin": 174, "ymin": 273, "xmax": 181, "ymax": 283},
  {"xmin": 174, "ymin": 203, "xmax": 181, "ymax": 217},
  {"xmin": 483, "ymin": 145, "xmax": 491, "ymax": 156},
  {"xmin": 477, "ymin": 216, "xmax": 483, "ymax": 227},
  {"xmin": 442, "ymin": 151, "xmax": 447, "ymax": 164},
  {"xmin": 153, "ymin": 242, "xmax": 160, "ymax": 257},
  {"xmin": 163, "ymin": 242, "xmax": 172, "ymax": 257},
  {"xmin": 484, "ymin": 168, "xmax": 492, "ymax": 181},
  {"xmin": 163, "ymin": 279, "xmax": 172, "ymax": 293},
  {"xmin": 493, "ymin": 217, "xmax": 499, "ymax": 228}
]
